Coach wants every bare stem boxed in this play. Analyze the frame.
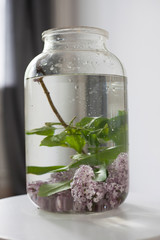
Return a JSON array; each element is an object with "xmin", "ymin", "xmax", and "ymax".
[
  {"xmin": 37, "ymin": 75, "xmax": 86, "ymax": 155},
  {"xmin": 39, "ymin": 77, "xmax": 68, "ymax": 128}
]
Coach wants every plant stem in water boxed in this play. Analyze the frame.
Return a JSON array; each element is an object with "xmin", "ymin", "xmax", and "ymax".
[
  {"xmin": 39, "ymin": 77, "xmax": 68, "ymax": 128},
  {"xmin": 36, "ymin": 72, "xmax": 86, "ymax": 154}
]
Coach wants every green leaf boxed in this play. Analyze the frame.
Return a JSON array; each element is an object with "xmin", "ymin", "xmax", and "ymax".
[
  {"xmin": 26, "ymin": 144, "xmax": 125, "ymax": 176},
  {"xmin": 94, "ymin": 165, "xmax": 107, "ymax": 182},
  {"xmin": 95, "ymin": 145, "xmax": 125, "ymax": 164},
  {"xmin": 76, "ymin": 116, "xmax": 110, "ymax": 147},
  {"xmin": 111, "ymin": 125, "xmax": 128, "ymax": 147},
  {"xmin": 76, "ymin": 117, "xmax": 93, "ymax": 127},
  {"xmin": 26, "ymin": 126, "xmax": 55, "ymax": 136},
  {"xmin": 27, "ymin": 165, "xmax": 68, "ymax": 175},
  {"xmin": 70, "ymin": 153, "xmax": 99, "ymax": 168},
  {"xmin": 26, "ymin": 112, "xmax": 128, "ymax": 179},
  {"xmin": 97, "ymin": 123, "xmax": 109, "ymax": 139},
  {"xmin": 87, "ymin": 133, "xmax": 100, "ymax": 146},
  {"xmin": 45, "ymin": 122, "xmax": 62, "ymax": 126},
  {"xmin": 38, "ymin": 180, "xmax": 71, "ymax": 197},
  {"xmin": 65, "ymin": 135, "xmax": 86, "ymax": 153},
  {"xmin": 40, "ymin": 129, "xmax": 86, "ymax": 153},
  {"xmin": 76, "ymin": 116, "xmax": 108, "ymax": 133},
  {"xmin": 40, "ymin": 131, "xmax": 68, "ymax": 147},
  {"xmin": 69, "ymin": 116, "xmax": 76, "ymax": 126},
  {"xmin": 96, "ymin": 111, "xmax": 128, "ymax": 146},
  {"xmin": 89, "ymin": 117, "xmax": 108, "ymax": 129},
  {"xmin": 70, "ymin": 145, "xmax": 124, "ymax": 168},
  {"xmin": 108, "ymin": 111, "xmax": 127, "ymax": 135}
]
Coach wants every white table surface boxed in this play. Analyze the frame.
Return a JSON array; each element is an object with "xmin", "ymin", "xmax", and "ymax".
[{"xmin": 0, "ymin": 193, "xmax": 160, "ymax": 240}]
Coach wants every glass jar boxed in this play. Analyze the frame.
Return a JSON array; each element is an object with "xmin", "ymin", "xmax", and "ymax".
[{"xmin": 25, "ymin": 26, "xmax": 129, "ymax": 213}]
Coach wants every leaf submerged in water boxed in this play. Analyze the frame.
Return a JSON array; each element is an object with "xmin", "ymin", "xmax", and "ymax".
[{"xmin": 38, "ymin": 180, "xmax": 72, "ymax": 197}]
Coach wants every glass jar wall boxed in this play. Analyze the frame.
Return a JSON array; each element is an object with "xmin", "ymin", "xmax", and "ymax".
[{"xmin": 25, "ymin": 27, "xmax": 129, "ymax": 213}]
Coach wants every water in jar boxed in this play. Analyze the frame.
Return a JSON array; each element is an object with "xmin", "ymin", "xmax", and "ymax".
[{"xmin": 25, "ymin": 74, "xmax": 129, "ymax": 213}]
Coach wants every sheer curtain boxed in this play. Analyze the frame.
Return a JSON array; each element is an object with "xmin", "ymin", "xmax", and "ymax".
[{"xmin": 2, "ymin": 0, "xmax": 53, "ymax": 196}]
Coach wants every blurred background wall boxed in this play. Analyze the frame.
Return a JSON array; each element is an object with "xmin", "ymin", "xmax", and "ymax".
[{"xmin": 1, "ymin": 0, "xmax": 160, "ymax": 200}]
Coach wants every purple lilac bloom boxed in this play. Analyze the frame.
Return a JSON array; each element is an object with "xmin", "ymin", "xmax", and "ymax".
[
  {"xmin": 108, "ymin": 152, "xmax": 129, "ymax": 192},
  {"xmin": 27, "ymin": 180, "xmax": 45, "ymax": 194},
  {"xmin": 71, "ymin": 153, "xmax": 128, "ymax": 211},
  {"xmin": 27, "ymin": 153, "xmax": 129, "ymax": 212},
  {"xmin": 71, "ymin": 165, "xmax": 106, "ymax": 211},
  {"xmin": 105, "ymin": 153, "xmax": 129, "ymax": 208},
  {"xmin": 50, "ymin": 169, "xmax": 75, "ymax": 183}
]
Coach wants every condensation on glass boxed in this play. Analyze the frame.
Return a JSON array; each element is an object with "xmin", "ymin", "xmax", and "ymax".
[{"xmin": 24, "ymin": 27, "xmax": 129, "ymax": 213}]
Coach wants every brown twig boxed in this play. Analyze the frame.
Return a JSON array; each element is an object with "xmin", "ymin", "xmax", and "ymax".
[
  {"xmin": 36, "ymin": 63, "xmax": 68, "ymax": 128},
  {"xmin": 39, "ymin": 77, "xmax": 68, "ymax": 128},
  {"xmin": 39, "ymin": 77, "xmax": 86, "ymax": 154},
  {"xmin": 36, "ymin": 63, "xmax": 86, "ymax": 154}
]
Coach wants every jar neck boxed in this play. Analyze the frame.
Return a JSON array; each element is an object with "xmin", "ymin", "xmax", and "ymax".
[{"xmin": 42, "ymin": 27, "xmax": 109, "ymax": 53}]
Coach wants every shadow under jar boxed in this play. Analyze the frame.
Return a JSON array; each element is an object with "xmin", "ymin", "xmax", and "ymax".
[{"xmin": 25, "ymin": 26, "xmax": 129, "ymax": 213}]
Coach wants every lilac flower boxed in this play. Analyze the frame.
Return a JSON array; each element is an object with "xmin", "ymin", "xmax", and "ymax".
[
  {"xmin": 27, "ymin": 153, "xmax": 129, "ymax": 212},
  {"xmin": 108, "ymin": 152, "xmax": 129, "ymax": 192},
  {"xmin": 71, "ymin": 165, "xmax": 106, "ymax": 211},
  {"xmin": 105, "ymin": 153, "xmax": 129, "ymax": 208},
  {"xmin": 50, "ymin": 169, "xmax": 75, "ymax": 183},
  {"xmin": 27, "ymin": 180, "xmax": 45, "ymax": 194}
]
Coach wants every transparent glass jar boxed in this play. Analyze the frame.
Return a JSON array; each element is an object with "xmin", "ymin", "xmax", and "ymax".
[{"xmin": 25, "ymin": 26, "xmax": 129, "ymax": 213}]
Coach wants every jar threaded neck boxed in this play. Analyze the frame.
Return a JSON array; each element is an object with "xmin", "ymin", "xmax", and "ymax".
[{"xmin": 42, "ymin": 26, "xmax": 109, "ymax": 52}]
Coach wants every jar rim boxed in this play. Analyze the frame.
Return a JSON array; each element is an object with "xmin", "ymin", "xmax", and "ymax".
[{"xmin": 42, "ymin": 26, "xmax": 109, "ymax": 40}]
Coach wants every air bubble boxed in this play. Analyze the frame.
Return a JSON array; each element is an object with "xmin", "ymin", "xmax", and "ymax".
[
  {"xmin": 67, "ymin": 62, "xmax": 72, "ymax": 69},
  {"xmin": 106, "ymin": 86, "xmax": 110, "ymax": 93},
  {"xmin": 56, "ymin": 36, "xmax": 64, "ymax": 41},
  {"xmin": 50, "ymin": 65, "xmax": 54, "ymax": 71},
  {"xmin": 55, "ymin": 63, "xmax": 62, "ymax": 68},
  {"xmin": 83, "ymin": 61, "xmax": 87, "ymax": 65}
]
